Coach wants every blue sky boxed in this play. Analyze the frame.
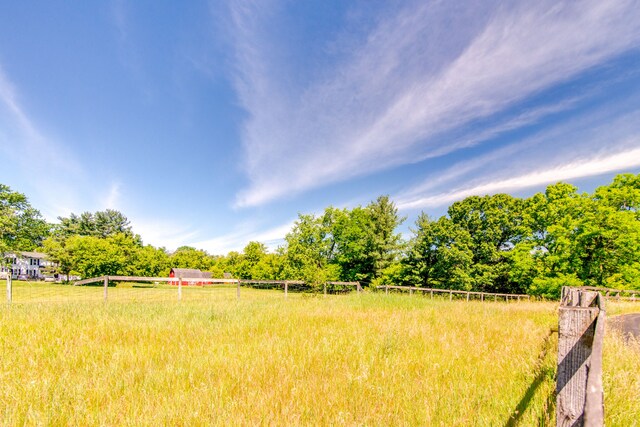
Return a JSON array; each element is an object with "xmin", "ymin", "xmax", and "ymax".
[{"xmin": 1, "ymin": 0, "xmax": 640, "ymax": 254}]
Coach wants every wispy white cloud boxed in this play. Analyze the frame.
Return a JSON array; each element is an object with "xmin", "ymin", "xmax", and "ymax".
[
  {"xmin": 191, "ymin": 219, "xmax": 295, "ymax": 254},
  {"xmin": 397, "ymin": 146, "xmax": 640, "ymax": 210},
  {"xmin": 229, "ymin": 0, "xmax": 640, "ymax": 207},
  {"xmin": 102, "ymin": 182, "xmax": 121, "ymax": 210},
  {"xmin": 0, "ymin": 64, "xmax": 85, "ymax": 220},
  {"xmin": 129, "ymin": 216, "xmax": 201, "ymax": 250},
  {"xmin": 396, "ymin": 102, "xmax": 640, "ymax": 209}
]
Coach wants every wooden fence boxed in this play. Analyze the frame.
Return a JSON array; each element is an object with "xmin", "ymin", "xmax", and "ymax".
[
  {"xmin": 68, "ymin": 276, "xmax": 361, "ymax": 301},
  {"xmin": 556, "ymin": 287, "xmax": 605, "ymax": 427},
  {"xmin": 377, "ymin": 285, "xmax": 530, "ymax": 302},
  {"xmin": 576, "ymin": 285, "xmax": 639, "ymax": 301}
]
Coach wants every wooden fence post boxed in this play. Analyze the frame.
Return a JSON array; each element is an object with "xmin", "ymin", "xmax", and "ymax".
[
  {"xmin": 385, "ymin": 284, "xmax": 389, "ymax": 295},
  {"xmin": 584, "ymin": 298, "xmax": 605, "ymax": 426},
  {"xmin": 103, "ymin": 276, "xmax": 109, "ymax": 302},
  {"xmin": 556, "ymin": 288, "xmax": 602, "ymax": 427},
  {"xmin": 481, "ymin": 293, "xmax": 484, "ymax": 302},
  {"xmin": 6, "ymin": 274, "xmax": 12, "ymax": 304},
  {"xmin": 430, "ymin": 290, "xmax": 433, "ymax": 299},
  {"xmin": 284, "ymin": 281, "xmax": 288, "ymax": 298},
  {"xmin": 449, "ymin": 291, "xmax": 452, "ymax": 301},
  {"xmin": 324, "ymin": 283, "xmax": 327, "ymax": 296},
  {"xmin": 466, "ymin": 292, "xmax": 470, "ymax": 302},
  {"xmin": 357, "ymin": 282, "xmax": 362, "ymax": 293},
  {"xmin": 178, "ymin": 277, "xmax": 183, "ymax": 301},
  {"xmin": 236, "ymin": 279, "xmax": 240, "ymax": 300}
]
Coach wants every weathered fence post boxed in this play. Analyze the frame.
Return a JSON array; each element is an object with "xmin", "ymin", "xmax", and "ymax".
[
  {"xmin": 466, "ymin": 292, "xmax": 470, "ymax": 302},
  {"xmin": 6, "ymin": 274, "xmax": 12, "ymax": 304},
  {"xmin": 481, "ymin": 293, "xmax": 484, "ymax": 302},
  {"xmin": 236, "ymin": 279, "xmax": 240, "ymax": 300},
  {"xmin": 357, "ymin": 282, "xmax": 362, "ymax": 293},
  {"xmin": 103, "ymin": 276, "xmax": 109, "ymax": 302},
  {"xmin": 556, "ymin": 287, "xmax": 604, "ymax": 427},
  {"xmin": 449, "ymin": 291, "xmax": 452, "ymax": 301},
  {"xmin": 324, "ymin": 282, "xmax": 327, "ymax": 296},
  {"xmin": 178, "ymin": 277, "xmax": 183, "ymax": 301},
  {"xmin": 385, "ymin": 284, "xmax": 389, "ymax": 295},
  {"xmin": 284, "ymin": 281, "xmax": 288, "ymax": 298},
  {"xmin": 584, "ymin": 294, "xmax": 605, "ymax": 426}
]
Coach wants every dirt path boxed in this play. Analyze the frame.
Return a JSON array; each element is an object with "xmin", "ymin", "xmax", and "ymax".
[{"xmin": 609, "ymin": 313, "xmax": 640, "ymax": 342}]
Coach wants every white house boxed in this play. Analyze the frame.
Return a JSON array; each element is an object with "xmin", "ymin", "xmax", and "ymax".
[{"xmin": 1, "ymin": 251, "xmax": 56, "ymax": 280}]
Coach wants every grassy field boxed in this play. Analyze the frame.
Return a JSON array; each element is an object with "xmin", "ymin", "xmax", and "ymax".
[
  {"xmin": 604, "ymin": 301, "xmax": 640, "ymax": 427},
  {"xmin": 0, "ymin": 283, "xmax": 637, "ymax": 425}
]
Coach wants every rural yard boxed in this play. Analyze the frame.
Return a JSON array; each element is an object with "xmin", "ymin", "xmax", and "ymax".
[
  {"xmin": 1, "ymin": 285, "xmax": 638, "ymax": 426},
  {"xmin": 2, "ymin": 1, "xmax": 640, "ymax": 425}
]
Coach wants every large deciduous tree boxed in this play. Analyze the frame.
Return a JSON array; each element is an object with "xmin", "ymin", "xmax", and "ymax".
[
  {"xmin": 0, "ymin": 184, "xmax": 50, "ymax": 256},
  {"xmin": 169, "ymin": 246, "xmax": 213, "ymax": 271},
  {"xmin": 403, "ymin": 214, "xmax": 474, "ymax": 290},
  {"xmin": 55, "ymin": 209, "xmax": 138, "ymax": 240},
  {"xmin": 283, "ymin": 213, "xmax": 340, "ymax": 287}
]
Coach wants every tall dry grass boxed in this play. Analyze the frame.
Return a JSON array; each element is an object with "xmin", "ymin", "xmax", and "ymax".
[
  {"xmin": 604, "ymin": 305, "xmax": 640, "ymax": 427},
  {"xmin": 0, "ymin": 290, "xmax": 561, "ymax": 425}
]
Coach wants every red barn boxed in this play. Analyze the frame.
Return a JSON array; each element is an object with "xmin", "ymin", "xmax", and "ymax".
[{"xmin": 169, "ymin": 268, "xmax": 212, "ymax": 286}]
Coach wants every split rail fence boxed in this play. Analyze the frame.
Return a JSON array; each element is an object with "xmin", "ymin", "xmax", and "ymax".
[
  {"xmin": 576, "ymin": 285, "xmax": 639, "ymax": 301},
  {"xmin": 3, "ymin": 275, "xmax": 361, "ymax": 304},
  {"xmin": 377, "ymin": 284, "xmax": 530, "ymax": 302}
]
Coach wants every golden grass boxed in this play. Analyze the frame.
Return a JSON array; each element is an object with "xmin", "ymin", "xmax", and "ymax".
[
  {"xmin": 606, "ymin": 300, "xmax": 640, "ymax": 316},
  {"xmin": 604, "ymin": 323, "xmax": 640, "ymax": 427},
  {"xmin": 0, "ymin": 288, "xmax": 563, "ymax": 426}
]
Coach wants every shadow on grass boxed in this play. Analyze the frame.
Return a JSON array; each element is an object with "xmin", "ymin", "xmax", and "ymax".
[{"xmin": 504, "ymin": 330, "xmax": 556, "ymax": 427}]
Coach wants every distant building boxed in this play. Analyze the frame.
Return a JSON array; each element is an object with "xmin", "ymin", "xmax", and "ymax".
[
  {"xmin": 168, "ymin": 268, "xmax": 212, "ymax": 286},
  {"xmin": 1, "ymin": 251, "xmax": 57, "ymax": 280}
]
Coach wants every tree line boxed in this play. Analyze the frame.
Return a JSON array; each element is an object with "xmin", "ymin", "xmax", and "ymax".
[{"xmin": 1, "ymin": 173, "xmax": 639, "ymax": 297}]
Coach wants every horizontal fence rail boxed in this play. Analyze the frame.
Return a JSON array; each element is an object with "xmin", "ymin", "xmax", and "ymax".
[
  {"xmin": 377, "ymin": 285, "xmax": 530, "ymax": 302},
  {"xmin": 575, "ymin": 286, "xmax": 639, "ymax": 301},
  {"xmin": 3, "ymin": 275, "xmax": 362, "ymax": 304}
]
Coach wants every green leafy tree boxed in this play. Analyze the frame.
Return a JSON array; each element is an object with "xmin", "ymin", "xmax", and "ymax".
[
  {"xmin": 321, "ymin": 196, "xmax": 404, "ymax": 285},
  {"xmin": 594, "ymin": 173, "xmax": 640, "ymax": 217},
  {"xmin": 446, "ymin": 194, "xmax": 528, "ymax": 292},
  {"xmin": 130, "ymin": 245, "xmax": 170, "ymax": 277},
  {"xmin": 169, "ymin": 246, "xmax": 213, "ymax": 271},
  {"xmin": 366, "ymin": 195, "xmax": 405, "ymax": 281},
  {"xmin": 403, "ymin": 214, "xmax": 474, "ymax": 290},
  {"xmin": 233, "ymin": 241, "xmax": 268, "ymax": 279},
  {"xmin": 283, "ymin": 213, "xmax": 340, "ymax": 287},
  {"xmin": 42, "ymin": 237, "xmax": 75, "ymax": 281},
  {"xmin": 55, "ymin": 209, "xmax": 139, "ymax": 241},
  {"xmin": 0, "ymin": 184, "xmax": 50, "ymax": 255}
]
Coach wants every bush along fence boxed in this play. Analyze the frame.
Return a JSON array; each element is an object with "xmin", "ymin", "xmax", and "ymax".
[
  {"xmin": 556, "ymin": 286, "xmax": 605, "ymax": 427},
  {"xmin": 377, "ymin": 285, "xmax": 530, "ymax": 302}
]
